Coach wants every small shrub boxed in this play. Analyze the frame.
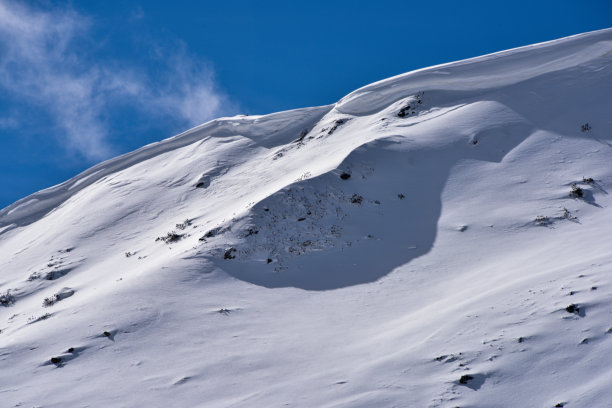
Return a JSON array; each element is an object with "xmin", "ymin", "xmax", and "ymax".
[
  {"xmin": 569, "ymin": 184, "xmax": 583, "ymax": 198},
  {"xmin": 565, "ymin": 304, "xmax": 578, "ymax": 314},
  {"xmin": 103, "ymin": 331, "xmax": 111, "ymax": 337},
  {"xmin": 582, "ymin": 177, "xmax": 594, "ymax": 183},
  {"xmin": 0, "ymin": 290, "xmax": 15, "ymax": 306},
  {"xmin": 156, "ymin": 232, "xmax": 184, "ymax": 243},
  {"xmin": 28, "ymin": 313, "xmax": 51, "ymax": 323},
  {"xmin": 459, "ymin": 374, "xmax": 474, "ymax": 384},
  {"xmin": 397, "ymin": 92, "xmax": 424, "ymax": 117},
  {"xmin": 534, "ymin": 215, "xmax": 551, "ymax": 226},
  {"xmin": 50, "ymin": 357, "xmax": 62, "ymax": 364},
  {"xmin": 397, "ymin": 193, "xmax": 405, "ymax": 200},
  {"xmin": 125, "ymin": 251, "xmax": 134, "ymax": 258},
  {"xmin": 297, "ymin": 217, "xmax": 306, "ymax": 222},
  {"xmin": 581, "ymin": 123, "xmax": 591, "ymax": 132},
  {"xmin": 397, "ymin": 105, "xmax": 414, "ymax": 118},
  {"xmin": 224, "ymin": 248, "xmax": 237, "ymax": 260},
  {"xmin": 339, "ymin": 172, "xmax": 351, "ymax": 180},
  {"xmin": 218, "ymin": 308, "xmax": 231, "ymax": 315},
  {"xmin": 562, "ymin": 207, "xmax": 577, "ymax": 220},
  {"xmin": 175, "ymin": 219, "xmax": 192, "ymax": 230},
  {"xmin": 43, "ymin": 288, "xmax": 75, "ymax": 307},
  {"xmin": 43, "ymin": 295, "xmax": 58, "ymax": 307},
  {"xmin": 350, "ymin": 194, "xmax": 363, "ymax": 204}
]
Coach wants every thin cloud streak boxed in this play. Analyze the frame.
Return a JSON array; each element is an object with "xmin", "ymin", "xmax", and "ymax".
[{"xmin": 0, "ymin": 1, "xmax": 233, "ymax": 161}]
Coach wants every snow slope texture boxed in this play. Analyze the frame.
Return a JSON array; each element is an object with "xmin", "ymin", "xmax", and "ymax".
[{"xmin": 1, "ymin": 28, "xmax": 612, "ymax": 407}]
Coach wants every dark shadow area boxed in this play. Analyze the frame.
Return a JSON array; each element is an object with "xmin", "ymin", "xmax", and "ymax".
[
  {"xmin": 580, "ymin": 189, "xmax": 602, "ymax": 208},
  {"xmin": 214, "ymin": 127, "xmax": 531, "ymax": 290}
]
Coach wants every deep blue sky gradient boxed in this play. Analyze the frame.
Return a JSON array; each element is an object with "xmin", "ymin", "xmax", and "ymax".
[{"xmin": 1, "ymin": 0, "xmax": 611, "ymax": 208}]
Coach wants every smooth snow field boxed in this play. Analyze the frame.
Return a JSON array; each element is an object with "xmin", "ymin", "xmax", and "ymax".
[{"xmin": 1, "ymin": 28, "xmax": 612, "ymax": 407}]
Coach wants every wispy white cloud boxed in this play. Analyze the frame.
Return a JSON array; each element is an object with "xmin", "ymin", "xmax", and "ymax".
[{"xmin": 0, "ymin": 1, "xmax": 233, "ymax": 161}]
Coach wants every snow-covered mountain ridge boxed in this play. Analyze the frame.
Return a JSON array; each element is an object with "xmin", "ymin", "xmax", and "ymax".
[{"xmin": 1, "ymin": 28, "xmax": 612, "ymax": 407}]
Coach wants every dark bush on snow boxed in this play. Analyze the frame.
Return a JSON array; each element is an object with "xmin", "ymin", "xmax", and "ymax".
[
  {"xmin": 340, "ymin": 172, "xmax": 351, "ymax": 180},
  {"xmin": 156, "ymin": 232, "xmax": 184, "ymax": 243},
  {"xmin": 459, "ymin": 374, "xmax": 474, "ymax": 384},
  {"xmin": 397, "ymin": 105, "xmax": 415, "ymax": 117},
  {"xmin": 0, "ymin": 290, "xmax": 15, "ymax": 306},
  {"xmin": 350, "ymin": 194, "xmax": 363, "ymax": 204},
  {"xmin": 569, "ymin": 184, "xmax": 583, "ymax": 198},
  {"xmin": 224, "ymin": 248, "xmax": 237, "ymax": 260},
  {"xmin": 175, "ymin": 219, "xmax": 192, "ymax": 230},
  {"xmin": 565, "ymin": 304, "xmax": 579, "ymax": 314}
]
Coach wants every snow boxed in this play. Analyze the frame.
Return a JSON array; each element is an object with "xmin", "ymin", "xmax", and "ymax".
[{"xmin": 1, "ymin": 28, "xmax": 612, "ymax": 407}]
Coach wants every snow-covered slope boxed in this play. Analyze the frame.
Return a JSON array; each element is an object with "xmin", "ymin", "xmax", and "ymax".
[{"xmin": 1, "ymin": 28, "xmax": 612, "ymax": 407}]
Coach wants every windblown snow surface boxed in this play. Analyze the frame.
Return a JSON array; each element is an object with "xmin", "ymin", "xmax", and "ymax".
[{"xmin": 2, "ymin": 29, "xmax": 612, "ymax": 408}]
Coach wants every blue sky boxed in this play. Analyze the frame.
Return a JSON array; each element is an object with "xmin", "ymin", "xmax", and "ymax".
[{"xmin": 0, "ymin": 0, "xmax": 610, "ymax": 209}]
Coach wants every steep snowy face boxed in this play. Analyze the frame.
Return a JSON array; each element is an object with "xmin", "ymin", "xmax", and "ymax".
[{"xmin": 1, "ymin": 29, "xmax": 612, "ymax": 408}]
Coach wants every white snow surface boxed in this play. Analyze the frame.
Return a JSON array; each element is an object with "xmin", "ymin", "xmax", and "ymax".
[{"xmin": 2, "ymin": 28, "xmax": 612, "ymax": 407}]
